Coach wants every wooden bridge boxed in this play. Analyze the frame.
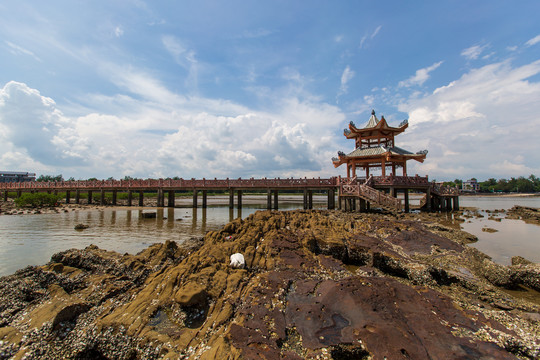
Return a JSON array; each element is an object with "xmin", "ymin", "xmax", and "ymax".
[{"xmin": 0, "ymin": 175, "xmax": 459, "ymax": 212}]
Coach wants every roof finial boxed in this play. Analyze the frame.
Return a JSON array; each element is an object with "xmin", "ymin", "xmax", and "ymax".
[{"xmin": 371, "ymin": 109, "xmax": 375, "ymax": 115}]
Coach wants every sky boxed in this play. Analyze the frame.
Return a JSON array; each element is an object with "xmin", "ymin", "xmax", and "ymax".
[{"xmin": 0, "ymin": 1, "xmax": 539, "ymax": 181}]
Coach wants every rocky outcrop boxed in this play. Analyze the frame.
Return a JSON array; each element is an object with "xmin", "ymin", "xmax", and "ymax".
[
  {"xmin": 507, "ymin": 205, "xmax": 540, "ymax": 225},
  {"xmin": 0, "ymin": 210, "xmax": 539, "ymax": 359}
]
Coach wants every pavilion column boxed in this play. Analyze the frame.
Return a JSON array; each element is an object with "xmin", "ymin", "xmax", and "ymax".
[
  {"xmin": 229, "ymin": 189, "xmax": 234, "ymax": 209},
  {"xmin": 366, "ymin": 167, "xmax": 369, "ymax": 178},
  {"xmin": 347, "ymin": 164, "xmax": 351, "ymax": 178},
  {"xmin": 88, "ymin": 191, "xmax": 93, "ymax": 204},
  {"xmin": 168, "ymin": 190, "xmax": 175, "ymax": 208},
  {"xmin": 392, "ymin": 164, "xmax": 396, "ymax": 176},
  {"xmin": 138, "ymin": 191, "xmax": 144, "ymax": 206},
  {"xmin": 267, "ymin": 189, "xmax": 272, "ymax": 210},
  {"xmin": 193, "ymin": 189, "xmax": 198, "ymax": 208},
  {"xmin": 381, "ymin": 159, "xmax": 386, "ymax": 177},
  {"xmin": 75, "ymin": 190, "xmax": 80, "ymax": 204},
  {"xmin": 273, "ymin": 190, "xmax": 278, "ymax": 210},
  {"xmin": 303, "ymin": 189, "xmax": 308, "ymax": 210},
  {"xmin": 112, "ymin": 190, "xmax": 117, "ymax": 206},
  {"xmin": 100, "ymin": 189, "xmax": 105, "ymax": 205},
  {"xmin": 237, "ymin": 190, "xmax": 242, "ymax": 209},
  {"xmin": 127, "ymin": 190, "xmax": 132, "ymax": 206},
  {"xmin": 404, "ymin": 189, "xmax": 410, "ymax": 213},
  {"xmin": 65, "ymin": 190, "xmax": 70, "ymax": 204},
  {"xmin": 202, "ymin": 190, "xmax": 207, "ymax": 209},
  {"xmin": 403, "ymin": 161, "xmax": 407, "ymax": 176}
]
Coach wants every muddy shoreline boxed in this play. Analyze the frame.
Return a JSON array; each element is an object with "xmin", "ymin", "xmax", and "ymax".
[{"xmin": 1, "ymin": 209, "xmax": 539, "ymax": 359}]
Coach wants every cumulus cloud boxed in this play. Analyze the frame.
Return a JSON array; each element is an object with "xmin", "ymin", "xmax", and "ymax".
[
  {"xmin": 398, "ymin": 61, "xmax": 443, "ymax": 88},
  {"xmin": 0, "ymin": 80, "xmax": 346, "ymax": 179},
  {"xmin": 398, "ymin": 59, "xmax": 540, "ymax": 180}
]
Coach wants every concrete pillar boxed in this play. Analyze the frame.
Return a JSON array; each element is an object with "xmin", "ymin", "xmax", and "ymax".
[
  {"xmin": 453, "ymin": 196, "xmax": 459, "ymax": 211},
  {"xmin": 54, "ymin": 190, "xmax": 58, "ymax": 196},
  {"xmin": 390, "ymin": 187, "xmax": 396, "ymax": 197},
  {"xmin": 156, "ymin": 189, "xmax": 163, "ymax": 207},
  {"xmin": 100, "ymin": 189, "xmax": 105, "ymax": 205},
  {"xmin": 237, "ymin": 190, "xmax": 242, "ymax": 209},
  {"xmin": 446, "ymin": 197, "xmax": 452, "ymax": 212},
  {"xmin": 303, "ymin": 189, "xmax": 308, "ymax": 209},
  {"xmin": 273, "ymin": 190, "xmax": 278, "ymax": 210},
  {"xmin": 202, "ymin": 190, "xmax": 207, "ymax": 209},
  {"xmin": 66, "ymin": 190, "xmax": 70, "ymax": 204},
  {"xmin": 229, "ymin": 189, "xmax": 234, "ymax": 209},
  {"xmin": 112, "ymin": 190, "xmax": 117, "ymax": 206},
  {"xmin": 366, "ymin": 201, "xmax": 370, "ymax": 211},
  {"xmin": 426, "ymin": 188, "xmax": 431, "ymax": 211},
  {"xmin": 168, "ymin": 190, "xmax": 175, "ymax": 208},
  {"xmin": 88, "ymin": 191, "xmax": 93, "ymax": 204},
  {"xmin": 138, "ymin": 191, "xmax": 144, "ymax": 207},
  {"xmin": 404, "ymin": 189, "xmax": 410, "ymax": 213},
  {"xmin": 75, "ymin": 190, "xmax": 80, "ymax": 204},
  {"xmin": 308, "ymin": 190, "xmax": 313, "ymax": 210},
  {"xmin": 127, "ymin": 190, "xmax": 132, "ymax": 207},
  {"xmin": 267, "ymin": 189, "xmax": 272, "ymax": 210},
  {"xmin": 193, "ymin": 189, "xmax": 198, "ymax": 208},
  {"xmin": 3, "ymin": 191, "xmax": 7, "ymax": 201},
  {"xmin": 327, "ymin": 189, "xmax": 335, "ymax": 210},
  {"xmin": 359, "ymin": 198, "xmax": 367, "ymax": 212}
]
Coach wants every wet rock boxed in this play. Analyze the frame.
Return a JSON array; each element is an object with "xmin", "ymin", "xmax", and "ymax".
[
  {"xmin": 1, "ymin": 210, "xmax": 539, "ymax": 359},
  {"xmin": 74, "ymin": 223, "xmax": 89, "ymax": 230},
  {"xmin": 141, "ymin": 211, "xmax": 157, "ymax": 219}
]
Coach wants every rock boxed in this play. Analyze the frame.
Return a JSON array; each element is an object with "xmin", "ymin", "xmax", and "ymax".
[
  {"xmin": 482, "ymin": 227, "xmax": 498, "ymax": 233},
  {"xmin": 141, "ymin": 211, "xmax": 157, "ymax": 219},
  {"xmin": 230, "ymin": 253, "xmax": 245, "ymax": 269},
  {"xmin": 512, "ymin": 256, "xmax": 533, "ymax": 266},
  {"xmin": 74, "ymin": 223, "xmax": 89, "ymax": 230},
  {"xmin": 1, "ymin": 210, "xmax": 539, "ymax": 359}
]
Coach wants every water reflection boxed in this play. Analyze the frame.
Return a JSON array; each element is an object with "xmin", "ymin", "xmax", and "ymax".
[{"xmin": 0, "ymin": 196, "xmax": 539, "ymax": 276}]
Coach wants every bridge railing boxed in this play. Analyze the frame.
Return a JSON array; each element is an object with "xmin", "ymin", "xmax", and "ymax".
[{"xmin": 0, "ymin": 177, "xmax": 339, "ymax": 190}]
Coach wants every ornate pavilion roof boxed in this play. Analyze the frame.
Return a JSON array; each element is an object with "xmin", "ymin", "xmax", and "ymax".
[
  {"xmin": 344, "ymin": 110, "xmax": 408, "ymax": 139},
  {"xmin": 332, "ymin": 145, "xmax": 427, "ymax": 167}
]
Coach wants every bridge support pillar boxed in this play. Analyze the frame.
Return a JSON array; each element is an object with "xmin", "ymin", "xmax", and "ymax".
[
  {"xmin": 66, "ymin": 191, "xmax": 70, "ymax": 204},
  {"xmin": 54, "ymin": 190, "xmax": 58, "ymax": 196},
  {"xmin": 112, "ymin": 191, "xmax": 117, "ymax": 206},
  {"xmin": 88, "ymin": 191, "xmax": 93, "ymax": 205},
  {"xmin": 229, "ymin": 189, "xmax": 234, "ymax": 209},
  {"xmin": 138, "ymin": 191, "xmax": 144, "ymax": 207},
  {"xmin": 100, "ymin": 189, "xmax": 105, "ymax": 205},
  {"xmin": 425, "ymin": 188, "xmax": 431, "ymax": 211},
  {"xmin": 308, "ymin": 190, "xmax": 313, "ymax": 209},
  {"xmin": 237, "ymin": 190, "xmax": 242, "ymax": 209},
  {"xmin": 303, "ymin": 190, "xmax": 308, "ymax": 209},
  {"xmin": 75, "ymin": 190, "xmax": 80, "ymax": 204},
  {"xmin": 4, "ymin": 190, "xmax": 8, "ymax": 201},
  {"xmin": 127, "ymin": 190, "xmax": 132, "ymax": 207},
  {"xmin": 327, "ymin": 189, "xmax": 335, "ymax": 210},
  {"xmin": 446, "ymin": 197, "xmax": 452, "ymax": 212},
  {"xmin": 267, "ymin": 190, "xmax": 272, "ymax": 210},
  {"xmin": 273, "ymin": 190, "xmax": 278, "ymax": 210},
  {"xmin": 15, "ymin": 190, "xmax": 22, "ymax": 198},
  {"xmin": 202, "ymin": 190, "xmax": 207, "ymax": 209},
  {"xmin": 404, "ymin": 190, "xmax": 410, "ymax": 213},
  {"xmin": 156, "ymin": 189, "xmax": 163, "ymax": 207},
  {"xmin": 168, "ymin": 191, "xmax": 175, "ymax": 208},
  {"xmin": 453, "ymin": 196, "xmax": 459, "ymax": 211},
  {"xmin": 366, "ymin": 201, "xmax": 370, "ymax": 211},
  {"xmin": 359, "ymin": 198, "xmax": 367, "ymax": 212},
  {"xmin": 193, "ymin": 190, "xmax": 198, "ymax": 208}
]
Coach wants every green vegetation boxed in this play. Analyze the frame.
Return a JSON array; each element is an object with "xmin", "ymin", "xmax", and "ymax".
[
  {"xmin": 440, "ymin": 175, "xmax": 540, "ymax": 193},
  {"xmin": 14, "ymin": 193, "xmax": 61, "ymax": 207},
  {"xmin": 36, "ymin": 174, "xmax": 63, "ymax": 182}
]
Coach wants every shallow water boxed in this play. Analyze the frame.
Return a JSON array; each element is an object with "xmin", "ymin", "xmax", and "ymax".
[{"xmin": 0, "ymin": 196, "xmax": 538, "ymax": 276}]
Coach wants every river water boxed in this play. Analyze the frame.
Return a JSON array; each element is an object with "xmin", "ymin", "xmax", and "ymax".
[{"xmin": 0, "ymin": 195, "xmax": 538, "ymax": 277}]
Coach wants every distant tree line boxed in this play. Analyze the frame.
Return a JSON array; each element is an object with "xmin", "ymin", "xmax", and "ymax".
[{"xmin": 442, "ymin": 175, "xmax": 540, "ymax": 193}]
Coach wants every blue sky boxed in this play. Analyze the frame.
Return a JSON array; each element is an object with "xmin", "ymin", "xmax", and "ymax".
[{"xmin": 1, "ymin": 1, "xmax": 539, "ymax": 181}]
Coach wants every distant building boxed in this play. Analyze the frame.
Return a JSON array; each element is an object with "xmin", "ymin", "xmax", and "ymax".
[
  {"xmin": 462, "ymin": 178, "xmax": 479, "ymax": 192},
  {"xmin": 0, "ymin": 171, "xmax": 36, "ymax": 183}
]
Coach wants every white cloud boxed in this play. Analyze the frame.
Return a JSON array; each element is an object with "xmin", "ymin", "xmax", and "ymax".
[
  {"xmin": 398, "ymin": 59, "xmax": 540, "ymax": 180},
  {"xmin": 114, "ymin": 26, "xmax": 124, "ymax": 37},
  {"xmin": 525, "ymin": 34, "xmax": 540, "ymax": 47},
  {"xmin": 339, "ymin": 65, "xmax": 355, "ymax": 95},
  {"xmin": 398, "ymin": 61, "xmax": 443, "ymax": 88},
  {"xmin": 371, "ymin": 25, "xmax": 382, "ymax": 39},
  {"xmin": 5, "ymin": 41, "xmax": 41, "ymax": 62},
  {"xmin": 0, "ymin": 80, "xmax": 346, "ymax": 179},
  {"xmin": 461, "ymin": 44, "xmax": 488, "ymax": 60},
  {"xmin": 359, "ymin": 25, "xmax": 382, "ymax": 49}
]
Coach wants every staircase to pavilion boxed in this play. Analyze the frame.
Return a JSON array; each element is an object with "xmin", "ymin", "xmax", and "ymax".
[{"xmin": 340, "ymin": 176, "xmax": 402, "ymax": 212}]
